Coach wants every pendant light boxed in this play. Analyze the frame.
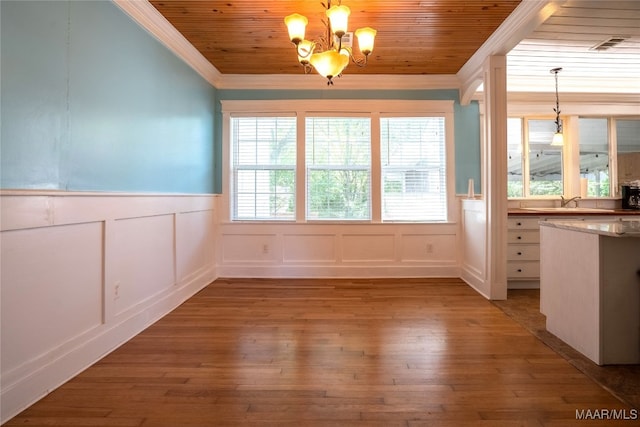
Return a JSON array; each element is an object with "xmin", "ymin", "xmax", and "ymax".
[{"xmin": 550, "ymin": 67, "xmax": 564, "ymax": 146}]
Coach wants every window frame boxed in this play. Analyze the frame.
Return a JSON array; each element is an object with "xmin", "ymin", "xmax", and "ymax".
[
  {"xmin": 507, "ymin": 113, "xmax": 639, "ymax": 200},
  {"xmin": 221, "ymin": 99, "xmax": 456, "ymax": 223},
  {"xmin": 230, "ymin": 115, "xmax": 298, "ymax": 221}
]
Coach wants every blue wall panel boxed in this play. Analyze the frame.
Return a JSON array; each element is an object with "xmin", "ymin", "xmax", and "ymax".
[{"xmin": 1, "ymin": 1, "xmax": 216, "ymax": 193}]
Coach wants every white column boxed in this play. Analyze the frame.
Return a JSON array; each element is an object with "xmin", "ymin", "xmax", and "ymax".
[{"xmin": 483, "ymin": 55, "xmax": 508, "ymax": 300}]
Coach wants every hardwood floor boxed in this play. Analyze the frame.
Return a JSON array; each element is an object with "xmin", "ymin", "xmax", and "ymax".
[
  {"xmin": 4, "ymin": 278, "xmax": 634, "ymax": 426},
  {"xmin": 493, "ymin": 289, "xmax": 640, "ymax": 410}
]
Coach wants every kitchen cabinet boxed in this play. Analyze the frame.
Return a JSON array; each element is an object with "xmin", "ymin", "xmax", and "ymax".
[
  {"xmin": 507, "ymin": 216, "xmax": 541, "ymax": 286},
  {"xmin": 507, "ymin": 212, "xmax": 638, "ymax": 288},
  {"xmin": 539, "ymin": 219, "xmax": 640, "ymax": 365}
]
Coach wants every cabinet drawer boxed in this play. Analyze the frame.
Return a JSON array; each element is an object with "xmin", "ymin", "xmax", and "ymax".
[
  {"xmin": 507, "ymin": 230, "xmax": 540, "ymax": 244},
  {"xmin": 507, "ymin": 261, "xmax": 540, "ymax": 279},
  {"xmin": 508, "ymin": 217, "xmax": 540, "ymax": 230},
  {"xmin": 507, "ymin": 244, "xmax": 540, "ymax": 261}
]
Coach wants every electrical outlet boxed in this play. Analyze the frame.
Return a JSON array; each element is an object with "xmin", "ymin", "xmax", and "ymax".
[
  {"xmin": 426, "ymin": 243, "xmax": 433, "ymax": 253},
  {"xmin": 114, "ymin": 281, "xmax": 121, "ymax": 299},
  {"xmin": 262, "ymin": 244, "xmax": 269, "ymax": 254}
]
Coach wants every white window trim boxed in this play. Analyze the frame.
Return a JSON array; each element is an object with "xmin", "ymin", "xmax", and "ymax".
[{"xmin": 221, "ymin": 99, "xmax": 456, "ymax": 223}]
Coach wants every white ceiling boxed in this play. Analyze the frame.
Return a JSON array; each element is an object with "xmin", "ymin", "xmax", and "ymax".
[{"xmin": 507, "ymin": 0, "xmax": 640, "ymax": 93}]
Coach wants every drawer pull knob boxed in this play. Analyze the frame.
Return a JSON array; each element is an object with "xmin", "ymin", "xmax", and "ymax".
[
  {"xmin": 517, "ymin": 252, "xmax": 522, "ymax": 255},
  {"xmin": 517, "ymin": 222, "xmax": 522, "ymax": 226},
  {"xmin": 517, "ymin": 236, "xmax": 522, "ymax": 240},
  {"xmin": 517, "ymin": 269, "xmax": 522, "ymax": 273}
]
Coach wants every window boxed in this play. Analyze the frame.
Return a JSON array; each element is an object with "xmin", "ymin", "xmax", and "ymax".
[
  {"xmin": 381, "ymin": 117, "xmax": 447, "ymax": 221},
  {"xmin": 306, "ymin": 117, "xmax": 371, "ymax": 220},
  {"xmin": 579, "ymin": 118, "xmax": 610, "ymax": 197},
  {"xmin": 231, "ymin": 117, "xmax": 296, "ymax": 220},
  {"xmin": 508, "ymin": 114, "xmax": 639, "ymax": 200},
  {"xmin": 223, "ymin": 100, "xmax": 455, "ymax": 222},
  {"xmin": 507, "ymin": 118, "xmax": 563, "ymax": 197}
]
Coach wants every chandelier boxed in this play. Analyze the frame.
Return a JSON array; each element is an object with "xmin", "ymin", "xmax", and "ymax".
[
  {"xmin": 550, "ymin": 67, "xmax": 564, "ymax": 146},
  {"xmin": 284, "ymin": 1, "xmax": 377, "ymax": 85}
]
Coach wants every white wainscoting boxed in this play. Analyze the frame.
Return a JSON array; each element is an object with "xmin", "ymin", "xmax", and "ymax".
[
  {"xmin": 0, "ymin": 192, "xmax": 218, "ymax": 423},
  {"xmin": 217, "ymin": 222, "xmax": 460, "ymax": 278},
  {"xmin": 460, "ymin": 199, "xmax": 489, "ymax": 298}
]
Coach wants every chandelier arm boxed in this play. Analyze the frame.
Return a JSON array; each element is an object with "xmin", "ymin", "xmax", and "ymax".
[
  {"xmin": 344, "ymin": 48, "xmax": 368, "ymax": 67},
  {"xmin": 295, "ymin": 41, "xmax": 317, "ymax": 59}
]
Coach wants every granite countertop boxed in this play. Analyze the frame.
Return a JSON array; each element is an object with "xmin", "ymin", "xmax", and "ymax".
[
  {"xmin": 509, "ymin": 208, "xmax": 640, "ymax": 216},
  {"xmin": 540, "ymin": 219, "xmax": 640, "ymax": 237}
]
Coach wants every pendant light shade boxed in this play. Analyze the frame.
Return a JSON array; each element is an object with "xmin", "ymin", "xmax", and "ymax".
[
  {"xmin": 309, "ymin": 50, "xmax": 349, "ymax": 84},
  {"xmin": 326, "ymin": 5, "xmax": 350, "ymax": 38},
  {"xmin": 355, "ymin": 27, "xmax": 377, "ymax": 55},
  {"xmin": 551, "ymin": 132, "xmax": 564, "ymax": 146},
  {"xmin": 297, "ymin": 40, "xmax": 315, "ymax": 64},
  {"xmin": 284, "ymin": 13, "xmax": 308, "ymax": 44}
]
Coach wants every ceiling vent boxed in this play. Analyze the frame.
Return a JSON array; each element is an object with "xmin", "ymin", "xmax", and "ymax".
[{"xmin": 589, "ymin": 36, "xmax": 628, "ymax": 51}]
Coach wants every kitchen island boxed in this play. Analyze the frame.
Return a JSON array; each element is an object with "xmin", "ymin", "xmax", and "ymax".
[{"xmin": 539, "ymin": 219, "xmax": 640, "ymax": 365}]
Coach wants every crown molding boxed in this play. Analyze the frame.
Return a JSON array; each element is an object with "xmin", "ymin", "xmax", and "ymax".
[
  {"xmin": 457, "ymin": 0, "xmax": 565, "ymax": 105},
  {"xmin": 112, "ymin": 0, "xmax": 222, "ymax": 87},
  {"xmin": 215, "ymin": 73, "xmax": 460, "ymax": 91},
  {"xmin": 112, "ymin": 1, "xmax": 461, "ymax": 92}
]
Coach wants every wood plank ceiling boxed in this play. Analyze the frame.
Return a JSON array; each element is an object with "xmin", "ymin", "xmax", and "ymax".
[{"xmin": 149, "ymin": 0, "xmax": 522, "ymax": 76}]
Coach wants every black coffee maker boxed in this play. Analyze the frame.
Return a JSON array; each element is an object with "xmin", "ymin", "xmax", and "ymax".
[{"xmin": 621, "ymin": 185, "xmax": 640, "ymax": 210}]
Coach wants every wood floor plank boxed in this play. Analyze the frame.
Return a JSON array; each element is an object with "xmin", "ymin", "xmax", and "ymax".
[{"xmin": 4, "ymin": 278, "xmax": 633, "ymax": 426}]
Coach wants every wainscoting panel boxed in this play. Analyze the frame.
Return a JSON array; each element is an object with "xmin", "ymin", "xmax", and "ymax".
[
  {"xmin": 218, "ymin": 222, "xmax": 459, "ymax": 278},
  {"xmin": 460, "ymin": 199, "xmax": 488, "ymax": 297},
  {"xmin": 0, "ymin": 192, "xmax": 218, "ymax": 423},
  {"xmin": 400, "ymin": 233, "xmax": 457, "ymax": 262},
  {"xmin": 342, "ymin": 234, "xmax": 395, "ymax": 262},
  {"xmin": 221, "ymin": 233, "xmax": 279, "ymax": 263},
  {"xmin": 282, "ymin": 234, "xmax": 336, "ymax": 263},
  {"xmin": 176, "ymin": 210, "xmax": 216, "ymax": 284},
  {"xmin": 113, "ymin": 214, "xmax": 176, "ymax": 317},
  {"xmin": 1, "ymin": 222, "xmax": 104, "ymax": 380}
]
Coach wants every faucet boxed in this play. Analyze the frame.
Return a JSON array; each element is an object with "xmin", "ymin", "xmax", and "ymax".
[{"xmin": 560, "ymin": 195, "xmax": 581, "ymax": 208}]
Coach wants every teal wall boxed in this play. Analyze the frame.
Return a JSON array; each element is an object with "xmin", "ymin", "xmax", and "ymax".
[
  {"xmin": 1, "ymin": 1, "xmax": 216, "ymax": 193},
  {"xmin": 1, "ymin": 0, "xmax": 481, "ymax": 196},
  {"xmin": 215, "ymin": 90, "xmax": 481, "ymax": 195}
]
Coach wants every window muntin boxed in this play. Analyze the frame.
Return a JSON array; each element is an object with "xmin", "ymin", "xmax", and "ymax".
[
  {"xmin": 381, "ymin": 117, "xmax": 447, "ymax": 221},
  {"xmin": 305, "ymin": 117, "xmax": 371, "ymax": 220},
  {"xmin": 578, "ymin": 118, "xmax": 610, "ymax": 197},
  {"xmin": 231, "ymin": 117, "xmax": 296, "ymax": 220}
]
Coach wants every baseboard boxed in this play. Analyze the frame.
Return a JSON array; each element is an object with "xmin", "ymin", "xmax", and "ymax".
[
  {"xmin": 217, "ymin": 264, "xmax": 460, "ymax": 279},
  {"xmin": 0, "ymin": 267, "xmax": 216, "ymax": 424}
]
